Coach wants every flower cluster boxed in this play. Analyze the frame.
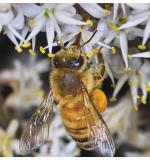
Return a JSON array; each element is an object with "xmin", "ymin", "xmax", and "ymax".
[
  {"xmin": 1, "ymin": 3, "xmax": 150, "ymax": 110},
  {"xmin": 0, "ymin": 3, "xmax": 150, "ymax": 157}
]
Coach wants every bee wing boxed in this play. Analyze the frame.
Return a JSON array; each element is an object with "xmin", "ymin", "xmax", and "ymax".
[
  {"xmin": 80, "ymin": 82, "xmax": 115, "ymax": 157},
  {"xmin": 19, "ymin": 90, "xmax": 54, "ymax": 155}
]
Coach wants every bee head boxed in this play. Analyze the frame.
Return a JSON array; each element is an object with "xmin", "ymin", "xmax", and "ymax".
[{"xmin": 53, "ymin": 45, "xmax": 85, "ymax": 70}]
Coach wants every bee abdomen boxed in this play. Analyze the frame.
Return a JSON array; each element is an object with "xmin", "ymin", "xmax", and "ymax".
[{"xmin": 60, "ymin": 102, "xmax": 98, "ymax": 150}]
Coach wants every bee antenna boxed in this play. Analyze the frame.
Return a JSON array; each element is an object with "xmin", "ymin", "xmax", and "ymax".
[{"xmin": 80, "ymin": 30, "xmax": 98, "ymax": 48}]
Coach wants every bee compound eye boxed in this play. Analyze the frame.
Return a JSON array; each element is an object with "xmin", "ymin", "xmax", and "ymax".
[
  {"xmin": 78, "ymin": 55, "xmax": 84, "ymax": 67},
  {"xmin": 69, "ymin": 56, "xmax": 84, "ymax": 69}
]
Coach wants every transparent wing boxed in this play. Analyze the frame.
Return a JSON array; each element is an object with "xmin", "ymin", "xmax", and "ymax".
[
  {"xmin": 80, "ymin": 82, "xmax": 115, "ymax": 157},
  {"xmin": 19, "ymin": 90, "xmax": 54, "ymax": 155}
]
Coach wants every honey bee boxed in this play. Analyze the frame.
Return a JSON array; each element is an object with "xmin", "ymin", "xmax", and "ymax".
[{"xmin": 20, "ymin": 31, "xmax": 115, "ymax": 157}]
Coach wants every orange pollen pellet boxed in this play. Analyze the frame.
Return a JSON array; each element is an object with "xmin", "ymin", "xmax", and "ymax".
[{"xmin": 91, "ymin": 89, "xmax": 107, "ymax": 113}]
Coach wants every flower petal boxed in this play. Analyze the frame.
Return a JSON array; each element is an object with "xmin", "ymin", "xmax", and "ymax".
[
  {"xmin": 126, "ymin": 3, "xmax": 150, "ymax": 11},
  {"xmin": 104, "ymin": 32, "xmax": 117, "ymax": 44},
  {"xmin": 26, "ymin": 18, "xmax": 45, "ymax": 42},
  {"xmin": 56, "ymin": 4, "xmax": 74, "ymax": 11},
  {"xmin": 119, "ymin": 16, "xmax": 149, "ymax": 30},
  {"xmin": 0, "ymin": 24, "xmax": 2, "ymax": 33},
  {"xmin": 46, "ymin": 20, "xmax": 54, "ymax": 53},
  {"xmin": 97, "ymin": 20, "xmax": 108, "ymax": 39},
  {"xmin": 19, "ymin": 25, "xmax": 29, "ymax": 46},
  {"xmin": 105, "ymin": 61, "xmax": 115, "ymax": 84},
  {"xmin": 10, "ymin": 5, "xmax": 24, "ymax": 30},
  {"xmin": 121, "ymin": 3, "xmax": 126, "ymax": 16},
  {"xmin": 79, "ymin": 3, "xmax": 105, "ymax": 18},
  {"xmin": 96, "ymin": 41, "xmax": 112, "ymax": 50},
  {"xmin": 6, "ymin": 29, "xmax": 19, "ymax": 46},
  {"xmin": 129, "ymin": 74, "xmax": 138, "ymax": 106},
  {"xmin": 119, "ymin": 31, "xmax": 128, "ymax": 67},
  {"xmin": 55, "ymin": 11, "xmax": 87, "ymax": 25},
  {"xmin": 32, "ymin": 36, "xmax": 36, "ymax": 51},
  {"xmin": 113, "ymin": 74, "xmax": 128, "ymax": 97},
  {"xmin": 0, "ymin": 10, "xmax": 13, "ymax": 25},
  {"xmin": 113, "ymin": 3, "xmax": 119, "ymax": 22},
  {"xmin": 128, "ymin": 27, "xmax": 144, "ymax": 38},
  {"xmin": 142, "ymin": 18, "xmax": 150, "ymax": 45},
  {"xmin": 50, "ymin": 15, "xmax": 62, "ymax": 39},
  {"xmin": 132, "ymin": 52, "xmax": 150, "ymax": 58},
  {"xmin": 18, "ymin": 3, "xmax": 42, "ymax": 18},
  {"xmin": 139, "ymin": 71, "xmax": 147, "ymax": 98},
  {"xmin": 62, "ymin": 25, "xmax": 80, "ymax": 34},
  {"xmin": 7, "ymin": 25, "xmax": 25, "ymax": 41}
]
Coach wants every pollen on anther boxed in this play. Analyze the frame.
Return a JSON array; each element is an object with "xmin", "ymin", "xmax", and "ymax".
[
  {"xmin": 133, "ymin": 104, "xmax": 139, "ymax": 111},
  {"xmin": 146, "ymin": 84, "xmax": 150, "ymax": 92},
  {"xmin": 141, "ymin": 96, "xmax": 146, "ymax": 104},
  {"xmin": 138, "ymin": 44, "xmax": 146, "ymax": 50},
  {"xmin": 86, "ymin": 51, "xmax": 94, "ymax": 57},
  {"xmin": 21, "ymin": 42, "xmax": 31, "ymax": 48},
  {"xmin": 86, "ymin": 19, "xmax": 93, "ymax": 27},
  {"xmin": 128, "ymin": 54, "xmax": 132, "ymax": 60},
  {"xmin": 110, "ymin": 96, "xmax": 117, "ymax": 102},
  {"xmin": 111, "ymin": 47, "xmax": 116, "ymax": 54},
  {"xmin": 47, "ymin": 53, "xmax": 55, "ymax": 58},
  {"xmin": 124, "ymin": 67, "xmax": 131, "ymax": 72},
  {"xmin": 27, "ymin": 19, "xmax": 36, "ymax": 27},
  {"xmin": 15, "ymin": 46, "xmax": 22, "ymax": 53},
  {"xmin": 29, "ymin": 49, "xmax": 36, "ymax": 56},
  {"xmin": 40, "ymin": 46, "xmax": 46, "ymax": 54},
  {"xmin": 103, "ymin": 9, "xmax": 109, "ymax": 16}
]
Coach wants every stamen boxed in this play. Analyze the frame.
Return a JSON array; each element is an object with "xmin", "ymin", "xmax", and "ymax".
[
  {"xmin": 60, "ymin": 40, "xmax": 64, "ymax": 46},
  {"xmin": 110, "ymin": 84, "xmax": 116, "ymax": 88},
  {"xmin": 138, "ymin": 44, "xmax": 146, "ymax": 50},
  {"xmin": 27, "ymin": 19, "xmax": 36, "ymax": 27},
  {"xmin": 110, "ymin": 96, "xmax": 117, "ymax": 102},
  {"xmin": 21, "ymin": 42, "xmax": 31, "ymax": 48},
  {"xmin": 124, "ymin": 67, "xmax": 131, "ymax": 72},
  {"xmin": 128, "ymin": 53, "xmax": 132, "ymax": 60},
  {"xmin": 39, "ymin": 46, "xmax": 46, "ymax": 54},
  {"xmin": 109, "ymin": 22, "xmax": 119, "ymax": 33},
  {"xmin": 118, "ymin": 16, "xmax": 127, "ymax": 26},
  {"xmin": 141, "ymin": 95, "xmax": 146, "ymax": 104},
  {"xmin": 133, "ymin": 104, "xmax": 139, "ymax": 111},
  {"xmin": 103, "ymin": 9, "xmax": 109, "ymax": 16},
  {"xmin": 45, "ymin": 8, "xmax": 54, "ymax": 17},
  {"xmin": 146, "ymin": 84, "xmax": 150, "ymax": 91},
  {"xmin": 86, "ymin": 19, "xmax": 94, "ymax": 27},
  {"xmin": 47, "ymin": 53, "xmax": 55, "ymax": 58},
  {"xmin": 104, "ymin": 4, "xmax": 112, "ymax": 11},
  {"xmin": 29, "ymin": 49, "xmax": 36, "ymax": 56},
  {"xmin": 111, "ymin": 47, "xmax": 116, "ymax": 54},
  {"xmin": 86, "ymin": 49, "xmax": 97, "ymax": 57},
  {"xmin": 15, "ymin": 46, "xmax": 22, "ymax": 53}
]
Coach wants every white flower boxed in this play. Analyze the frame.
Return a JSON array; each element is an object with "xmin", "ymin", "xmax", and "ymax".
[
  {"xmin": 113, "ymin": 3, "xmax": 127, "ymax": 22},
  {"xmin": 0, "ymin": 4, "xmax": 25, "ymax": 52},
  {"xmin": 103, "ymin": 93, "xmax": 133, "ymax": 135},
  {"xmin": 96, "ymin": 10, "xmax": 147, "ymax": 70},
  {"xmin": 79, "ymin": 3, "xmax": 111, "ymax": 18},
  {"xmin": 19, "ymin": 3, "xmax": 87, "ymax": 55},
  {"xmin": 108, "ymin": 52, "xmax": 150, "ymax": 110},
  {"xmin": 126, "ymin": 3, "xmax": 150, "ymax": 11},
  {"xmin": 0, "ymin": 119, "xmax": 19, "ymax": 156},
  {"xmin": 0, "ymin": 58, "xmax": 49, "ymax": 110}
]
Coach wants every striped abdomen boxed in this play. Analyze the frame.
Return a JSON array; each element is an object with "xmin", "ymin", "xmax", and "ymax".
[{"xmin": 59, "ymin": 100, "xmax": 98, "ymax": 151}]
